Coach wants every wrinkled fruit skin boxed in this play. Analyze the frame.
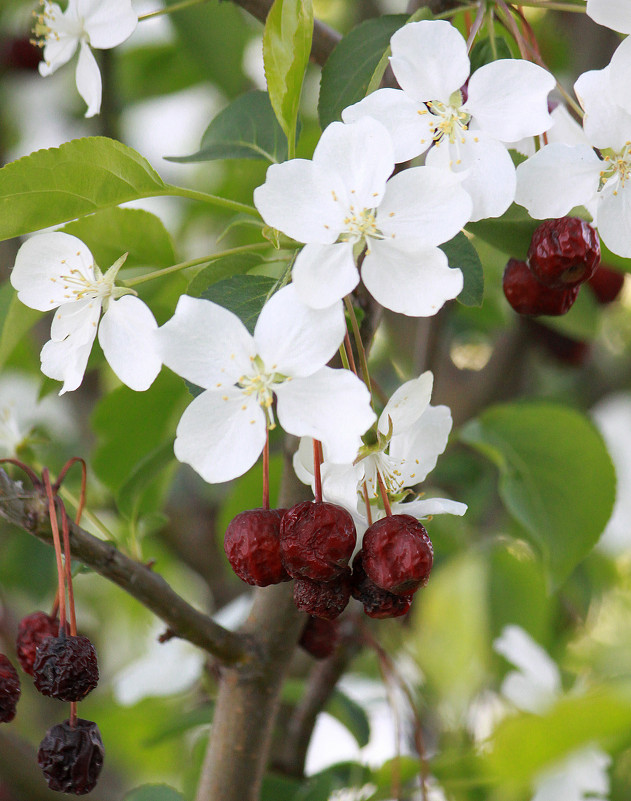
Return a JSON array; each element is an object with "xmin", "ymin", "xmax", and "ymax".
[
  {"xmin": 528, "ymin": 217, "xmax": 600, "ymax": 288},
  {"xmin": 503, "ymin": 258, "xmax": 579, "ymax": 316},
  {"xmin": 293, "ymin": 570, "xmax": 352, "ymax": 620},
  {"xmin": 38, "ymin": 718, "xmax": 104, "ymax": 795},
  {"xmin": 224, "ymin": 508, "xmax": 290, "ymax": 586},
  {"xmin": 351, "ymin": 552, "xmax": 413, "ymax": 619},
  {"xmin": 16, "ymin": 611, "xmax": 59, "ymax": 676},
  {"xmin": 299, "ymin": 616, "xmax": 339, "ymax": 660},
  {"xmin": 588, "ymin": 265, "xmax": 625, "ymax": 304},
  {"xmin": 280, "ymin": 501, "xmax": 357, "ymax": 581},
  {"xmin": 33, "ymin": 634, "xmax": 99, "ymax": 702},
  {"xmin": 362, "ymin": 514, "xmax": 433, "ymax": 596},
  {"xmin": 0, "ymin": 655, "xmax": 20, "ymax": 723}
]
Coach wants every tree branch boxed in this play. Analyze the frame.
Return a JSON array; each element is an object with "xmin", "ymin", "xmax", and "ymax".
[
  {"xmin": 0, "ymin": 469, "xmax": 251, "ymax": 666},
  {"xmin": 230, "ymin": 0, "xmax": 342, "ymax": 66}
]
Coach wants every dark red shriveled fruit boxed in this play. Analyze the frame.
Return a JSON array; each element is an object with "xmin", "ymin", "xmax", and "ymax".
[
  {"xmin": 33, "ymin": 633, "xmax": 99, "ymax": 703},
  {"xmin": 38, "ymin": 718, "xmax": 104, "ymax": 795},
  {"xmin": 16, "ymin": 611, "xmax": 59, "ymax": 676},
  {"xmin": 224, "ymin": 508, "xmax": 290, "ymax": 587},
  {"xmin": 351, "ymin": 551, "xmax": 413, "ymax": 619},
  {"xmin": 299, "ymin": 616, "xmax": 339, "ymax": 660},
  {"xmin": 293, "ymin": 569, "xmax": 352, "ymax": 620},
  {"xmin": 528, "ymin": 217, "xmax": 600, "ymax": 288},
  {"xmin": 588, "ymin": 265, "xmax": 625, "ymax": 304},
  {"xmin": 0, "ymin": 655, "xmax": 20, "ymax": 723},
  {"xmin": 503, "ymin": 258, "xmax": 579, "ymax": 316},
  {"xmin": 280, "ymin": 500, "xmax": 356, "ymax": 581},
  {"xmin": 362, "ymin": 514, "xmax": 433, "ymax": 596}
]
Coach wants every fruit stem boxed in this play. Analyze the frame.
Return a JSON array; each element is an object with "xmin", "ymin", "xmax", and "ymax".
[
  {"xmin": 362, "ymin": 481, "xmax": 373, "ymax": 526},
  {"xmin": 69, "ymin": 701, "xmax": 77, "ymax": 729},
  {"xmin": 262, "ymin": 430, "xmax": 270, "ymax": 511},
  {"xmin": 344, "ymin": 296, "xmax": 372, "ymax": 401},
  {"xmin": 0, "ymin": 457, "xmax": 42, "ymax": 487},
  {"xmin": 376, "ymin": 472, "xmax": 392, "ymax": 517},
  {"xmin": 313, "ymin": 439, "xmax": 323, "ymax": 504},
  {"xmin": 54, "ymin": 457, "xmax": 87, "ymax": 524},
  {"xmin": 42, "ymin": 469, "xmax": 67, "ymax": 634},
  {"xmin": 60, "ymin": 503, "xmax": 78, "ymax": 638},
  {"xmin": 50, "ymin": 590, "xmax": 60, "ymax": 620},
  {"xmin": 343, "ymin": 331, "xmax": 358, "ymax": 376}
]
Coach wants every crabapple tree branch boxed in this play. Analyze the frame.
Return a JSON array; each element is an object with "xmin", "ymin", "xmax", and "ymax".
[{"xmin": 0, "ymin": 469, "xmax": 251, "ymax": 666}]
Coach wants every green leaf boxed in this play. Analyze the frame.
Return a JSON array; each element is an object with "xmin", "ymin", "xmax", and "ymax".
[
  {"xmin": 0, "ymin": 282, "xmax": 40, "ymax": 370},
  {"xmin": 0, "ymin": 137, "xmax": 165, "ymax": 242},
  {"xmin": 117, "ymin": 43, "xmax": 203, "ymax": 102},
  {"xmin": 263, "ymin": 0, "xmax": 313, "ymax": 145},
  {"xmin": 60, "ymin": 207, "xmax": 175, "ymax": 270},
  {"xmin": 466, "ymin": 204, "xmax": 540, "ymax": 259},
  {"xmin": 318, "ymin": 15, "xmax": 407, "ymax": 129},
  {"xmin": 201, "ymin": 275, "xmax": 278, "ymax": 334},
  {"xmin": 326, "ymin": 689, "xmax": 371, "ymax": 748},
  {"xmin": 144, "ymin": 704, "xmax": 213, "ymax": 746},
  {"xmin": 124, "ymin": 786, "xmax": 186, "ymax": 801},
  {"xmin": 188, "ymin": 253, "xmax": 264, "ymax": 297},
  {"xmin": 441, "ymin": 232, "xmax": 484, "ymax": 307},
  {"xmin": 261, "ymin": 773, "xmax": 304, "ymax": 801},
  {"xmin": 469, "ymin": 37, "xmax": 513, "ymax": 73},
  {"xmin": 116, "ymin": 441, "xmax": 176, "ymax": 522},
  {"xmin": 460, "ymin": 402, "xmax": 616, "ymax": 587},
  {"xmin": 167, "ymin": 91, "xmax": 290, "ymax": 164}
]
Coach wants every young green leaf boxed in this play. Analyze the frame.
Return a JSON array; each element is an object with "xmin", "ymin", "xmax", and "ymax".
[
  {"xmin": 200, "ymin": 274, "xmax": 278, "ymax": 334},
  {"xmin": 440, "ymin": 232, "xmax": 484, "ymax": 307},
  {"xmin": 0, "ymin": 282, "xmax": 39, "ymax": 370},
  {"xmin": 466, "ymin": 204, "xmax": 540, "ymax": 259},
  {"xmin": 187, "ymin": 253, "xmax": 264, "ymax": 297}
]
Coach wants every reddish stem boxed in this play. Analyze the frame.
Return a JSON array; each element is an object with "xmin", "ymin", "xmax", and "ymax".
[
  {"xmin": 362, "ymin": 481, "xmax": 373, "ymax": 526},
  {"xmin": 69, "ymin": 701, "xmax": 77, "ymax": 728},
  {"xmin": 0, "ymin": 457, "xmax": 41, "ymax": 487},
  {"xmin": 42, "ymin": 469, "xmax": 67, "ymax": 633},
  {"xmin": 50, "ymin": 590, "xmax": 60, "ymax": 620},
  {"xmin": 262, "ymin": 430, "xmax": 270, "ymax": 511},
  {"xmin": 343, "ymin": 331, "xmax": 358, "ymax": 377},
  {"xmin": 376, "ymin": 472, "xmax": 392, "ymax": 517},
  {"xmin": 313, "ymin": 439, "xmax": 323, "ymax": 504},
  {"xmin": 60, "ymin": 503, "xmax": 77, "ymax": 637},
  {"xmin": 54, "ymin": 457, "xmax": 87, "ymax": 524}
]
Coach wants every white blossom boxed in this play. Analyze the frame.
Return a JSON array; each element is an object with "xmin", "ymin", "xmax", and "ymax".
[
  {"xmin": 342, "ymin": 20, "xmax": 555, "ymax": 221},
  {"xmin": 254, "ymin": 117, "xmax": 471, "ymax": 316},
  {"xmin": 531, "ymin": 746, "xmax": 611, "ymax": 801},
  {"xmin": 11, "ymin": 232, "xmax": 161, "ymax": 394},
  {"xmin": 157, "ymin": 285, "xmax": 376, "ymax": 484},
  {"xmin": 32, "ymin": 0, "xmax": 137, "ymax": 117}
]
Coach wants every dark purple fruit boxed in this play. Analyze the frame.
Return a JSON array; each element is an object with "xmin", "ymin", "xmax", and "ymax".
[
  {"xmin": 362, "ymin": 514, "xmax": 433, "ymax": 596},
  {"xmin": 280, "ymin": 501, "xmax": 357, "ymax": 581},
  {"xmin": 293, "ymin": 570, "xmax": 352, "ymax": 620},
  {"xmin": 528, "ymin": 217, "xmax": 600, "ymax": 288},
  {"xmin": 503, "ymin": 258, "xmax": 579, "ymax": 316},
  {"xmin": 224, "ymin": 508, "xmax": 290, "ymax": 586},
  {"xmin": 588, "ymin": 265, "xmax": 625, "ymax": 304},
  {"xmin": 299, "ymin": 616, "xmax": 339, "ymax": 659},
  {"xmin": 33, "ymin": 633, "xmax": 98, "ymax": 702},
  {"xmin": 16, "ymin": 611, "xmax": 59, "ymax": 676},
  {"xmin": 38, "ymin": 718, "xmax": 104, "ymax": 795},
  {"xmin": 351, "ymin": 551, "xmax": 413, "ymax": 619},
  {"xmin": 0, "ymin": 655, "xmax": 20, "ymax": 723}
]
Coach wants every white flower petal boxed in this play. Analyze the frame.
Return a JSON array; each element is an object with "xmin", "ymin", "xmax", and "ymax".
[
  {"xmin": 98, "ymin": 296, "xmax": 161, "ymax": 391},
  {"xmin": 362, "ymin": 242, "xmax": 462, "ymax": 317},
  {"xmin": 392, "ymin": 497, "xmax": 467, "ymax": 518},
  {"xmin": 254, "ymin": 160, "xmax": 345, "ymax": 244},
  {"xmin": 40, "ymin": 313, "xmax": 99, "ymax": 395},
  {"xmin": 609, "ymin": 37, "xmax": 631, "ymax": 117},
  {"xmin": 378, "ymin": 372, "xmax": 434, "ymax": 436},
  {"xmin": 275, "ymin": 367, "xmax": 375, "ymax": 464},
  {"xmin": 292, "ymin": 436, "xmax": 317, "ymax": 488},
  {"xmin": 546, "ymin": 105, "xmax": 590, "ymax": 147},
  {"xmin": 466, "ymin": 60, "xmax": 554, "ymax": 141},
  {"xmin": 75, "ymin": 39, "xmax": 102, "ymax": 117},
  {"xmin": 532, "ymin": 746, "xmax": 611, "ymax": 801},
  {"xmin": 426, "ymin": 133, "xmax": 516, "ymax": 221},
  {"xmin": 342, "ymin": 88, "xmax": 433, "ymax": 163},
  {"xmin": 11, "ymin": 233, "xmax": 96, "ymax": 311},
  {"xmin": 38, "ymin": 2, "xmax": 80, "ymax": 76},
  {"xmin": 390, "ymin": 404, "xmax": 452, "ymax": 485},
  {"xmin": 574, "ymin": 66, "xmax": 631, "ymax": 151},
  {"xmin": 514, "ymin": 144, "xmax": 601, "ymax": 219},
  {"xmin": 291, "ymin": 242, "xmax": 359, "ymax": 309},
  {"xmin": 50, "ymin": 298, "xmax": 101, "ymax": 343},
  {"xmin": 80, "ymin": 0, "xmax": 137, "ymax": 48},
  {"xmin": 313, "ymin": 118, "xmax": 394, "ymax": 209},
  {"xmin": 377, "ymin": 165, "xmax": 471, "ymax": 247},
  {"xmin": 158, "ymin": 295, "xmax": 256, "ymax": 389},
  {"xmin": 595, "ymin": 182, "xmax": 631, "ymax": 258},
  {"xmin": 586, "ymin": 0, "xmax": 631, "ymax": 33},
  {"xmin": 174, "ymin": 389, "xmax": 266, "ymax": 484},
  {"xmin": 389, "ymin": 20, "xmax": 469, "ymax": 102},
  {"xmin": 254, "ymin": 284, "xmax": 345, "ymax": 377}
]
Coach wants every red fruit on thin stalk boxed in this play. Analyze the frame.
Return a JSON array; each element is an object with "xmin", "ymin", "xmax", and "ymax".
[
  {"xmin": 528, "ymin": 217, "xmax": 600, "ymax": 288},
  {"xmin": 362, "ymin": 514, "xmax": 433, "ymax": 596},
  {"xmin": 503, "ymin": 258, "xmax": 579, "ymax": 316},
  {"xmin": 33, "ymin": 633, "xmax": 99, "ymax": 702},
  {"xmin": 224, "ymin": 508, "xmax": 290, "ymax": 587},
  {"xmin": 38, "ymin": 718, "xmax": 104, "ymax": 795},
  {"xmin": 588, "ymin": 265, "xmax": 625, "ymax": 304},
  {"xmin": 299, "ymin": 616, "xmax": 339, "ymax": 660},
  {"xmin": 280, "ymin": 500, "xmax": 357, "ymax": 581},
  {"xmin": 351, "ymin": 551, "xmax": 413, "ymax": 619},
  {"xmin": 293, "ymin": 569, "xmax": 352, "ymax": 620},
  {"xmin": 0, "ymin": 655, "xmax": 20, "ymax": 723},
  {"xmin": 16, "ymin": 611, "xmax": 59, "ymax": 676}
]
